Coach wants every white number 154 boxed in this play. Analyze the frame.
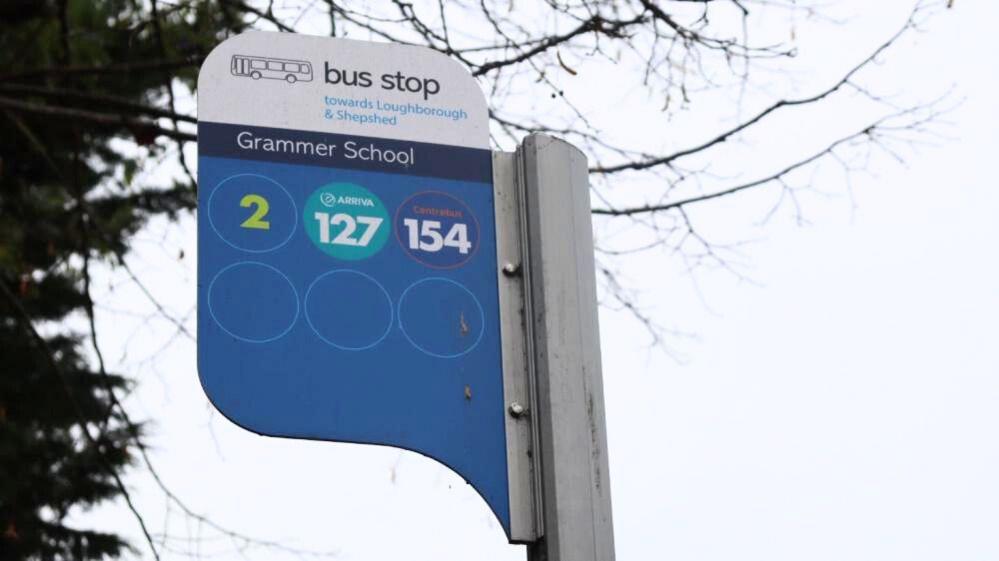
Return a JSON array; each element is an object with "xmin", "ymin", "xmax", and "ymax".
[{"xmin": 402, "ymin": 218, "xmax": 471, "ymax": 254}]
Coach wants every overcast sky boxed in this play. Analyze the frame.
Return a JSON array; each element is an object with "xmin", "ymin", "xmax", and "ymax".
[{"xmin": 82, "ymin": 2, "xmax": 998, "ymax": 560}]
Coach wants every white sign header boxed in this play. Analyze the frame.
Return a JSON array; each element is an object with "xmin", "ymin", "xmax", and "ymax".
[{"xmin": 198, "ymin": 31, "xmax": 489, "ymax": 149}]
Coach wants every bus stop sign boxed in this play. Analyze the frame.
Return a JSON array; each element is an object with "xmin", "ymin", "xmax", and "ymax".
[{"xmin": 197, "ymin": 31, "xmax": 510, "ymax": 533}]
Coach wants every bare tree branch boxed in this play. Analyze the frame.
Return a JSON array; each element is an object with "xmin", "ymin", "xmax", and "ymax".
[
  {"xmin": 0, "ymin": 95, "xmax": 196, "ymax": 142},
  {"xmin": 0, "ymin": 84, "xmax": 197, "ymax": 124},
  {"xmin": 591, "ymin": 1, "xmax": 931, "ymax": 174},
  {"xmin": 592, "ymin": 98, "xmax": 947, "ymax": 216},
  {"xmin": 0, "ymin": 57, "xmax": 204, "ymax": 82}
]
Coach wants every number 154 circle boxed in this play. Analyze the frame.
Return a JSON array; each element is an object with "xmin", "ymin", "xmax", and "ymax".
[{"xmin": 395, "ymin": 191, "xmax": 479, "ymax": 269}]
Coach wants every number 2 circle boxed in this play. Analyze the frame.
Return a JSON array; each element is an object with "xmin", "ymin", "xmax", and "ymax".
[{"xmin": 207, "ymin": 174, "xmax": 298, "ymax": 253}]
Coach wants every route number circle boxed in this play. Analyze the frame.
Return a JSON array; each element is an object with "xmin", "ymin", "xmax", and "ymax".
[
  {"xmin": 304, "ymin": 269, "xmax": 393, "ymax": 351},
  {"xmin": 304, "ymin": 183, "xmax": 390, "ymax": 260},
  {"xmin": 207, "ymin": 174, "xmax": 298, "ymax": 253},
  {"xmin": 395, "ymin": 191, "xmax": 479, "ymax": 269},
  {"xmin": 207, "ymin": 261, "xmax": 300, "ymax": 343},
  {"xmin": 398, "ymin": 277, "xmax": 485, "ymax": 358}
]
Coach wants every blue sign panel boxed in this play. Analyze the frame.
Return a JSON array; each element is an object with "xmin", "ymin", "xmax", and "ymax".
[{"xmin": 197, "ymin": 32, "xmax": 510, "ymax": 534}]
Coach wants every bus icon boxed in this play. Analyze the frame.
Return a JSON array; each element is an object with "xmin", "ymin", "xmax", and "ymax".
[{"xmin": 231, "ymin": 54, "xmax": 313, "ymax": 84}]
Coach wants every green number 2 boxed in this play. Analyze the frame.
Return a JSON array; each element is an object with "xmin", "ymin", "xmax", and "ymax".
[{"xmin": 240, "ymin": 194, "xmax": 270, "ymax": 230}]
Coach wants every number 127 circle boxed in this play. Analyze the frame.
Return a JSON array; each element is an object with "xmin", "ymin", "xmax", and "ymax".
[{"xmin": 395, "ymin": 191, "xmax": 479, "ymax": 269}]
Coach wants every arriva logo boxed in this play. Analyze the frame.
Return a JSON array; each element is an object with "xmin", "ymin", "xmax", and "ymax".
[{"xmin": 319, "ymin": 192, "xmax": 338, "ymax": 207}]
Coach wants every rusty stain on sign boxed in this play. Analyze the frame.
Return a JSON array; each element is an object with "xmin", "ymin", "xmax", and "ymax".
[{"xmin": 459, "ymin": 311, "xmax": 470, "ymax": 337}]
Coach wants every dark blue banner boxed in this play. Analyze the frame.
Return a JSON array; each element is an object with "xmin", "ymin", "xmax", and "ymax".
[{"xmin": 198, "ymin": 121, "xmax": 492, "ymax": 183}]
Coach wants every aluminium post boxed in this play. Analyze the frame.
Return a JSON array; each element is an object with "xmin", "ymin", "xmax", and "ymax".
[{"xmin": 516, "ymin": 134, "xmax": 616, "ymax": 561}]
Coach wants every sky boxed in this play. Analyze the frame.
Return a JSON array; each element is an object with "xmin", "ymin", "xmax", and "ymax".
[{"xmin": 81, "ymin": 2, "xmax": 998, "ymax": 560}]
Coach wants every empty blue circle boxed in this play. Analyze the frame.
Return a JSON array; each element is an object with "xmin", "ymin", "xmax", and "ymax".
[
  {"xmin": 398, "ymin": 278, "xmax": 485, "ymax": 359},
  {"xmin": 304, "ymin": 270, "xmax": 393, "ymax": 351},
  {"xmin": 207, "ymin": 174, "xmax": 298, "ymax": 253},
  {"xmin": 207, "ymin": 261, "xmax": 300, "ymax": 343}
]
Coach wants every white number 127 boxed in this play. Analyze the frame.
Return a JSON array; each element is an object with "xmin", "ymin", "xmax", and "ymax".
[{"xmin": 314, "ymin": 212, "xmax": 383, "ymax": 247}]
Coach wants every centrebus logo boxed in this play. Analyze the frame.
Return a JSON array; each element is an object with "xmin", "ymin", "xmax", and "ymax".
[{"xmin": 230, "ymin": 54, "xmax": 313, "ymax": 84}]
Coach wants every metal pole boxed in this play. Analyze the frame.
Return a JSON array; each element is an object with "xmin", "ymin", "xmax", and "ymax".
[{"xmin": 517, "ymin": 134, "xmax": 616, "ymax": 561}]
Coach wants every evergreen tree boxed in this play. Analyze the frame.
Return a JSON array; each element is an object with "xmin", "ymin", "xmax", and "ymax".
[{"xmin": 0, "ymin": 2, "xmax": 234, "ymax": 558}]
